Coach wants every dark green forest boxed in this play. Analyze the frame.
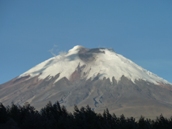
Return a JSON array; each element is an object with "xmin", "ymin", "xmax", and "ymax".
[{"xmin": 0, "ymin": 101, "xmax": 172, "ymax": 129}]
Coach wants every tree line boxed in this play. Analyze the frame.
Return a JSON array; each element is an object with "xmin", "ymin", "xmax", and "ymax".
[{"xmin": 0, "ymin": 101, "xmax": 172, "ymax": 129}]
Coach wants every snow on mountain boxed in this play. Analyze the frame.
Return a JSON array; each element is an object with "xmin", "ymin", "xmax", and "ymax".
[{"xmin": 20, "ymin": 45, "xmax": 170, "ymax": 85}]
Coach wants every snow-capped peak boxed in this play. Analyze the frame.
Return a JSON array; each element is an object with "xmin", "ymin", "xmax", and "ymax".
[
  {"xmin": 20, "ymin": 46, "xmax": 170, "ymax": 85},
  {"xmin": 68, "ymin": 45, "xmax": 84, "ymax": 52}
]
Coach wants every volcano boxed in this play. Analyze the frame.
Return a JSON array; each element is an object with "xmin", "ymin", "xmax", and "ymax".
[{"xmin": 1, "ymin": 45, "xmax": 172, "ymax": 118}]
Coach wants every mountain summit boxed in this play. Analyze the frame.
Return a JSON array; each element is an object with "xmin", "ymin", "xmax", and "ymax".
[
  {"xmin": 20, "ymin": 45, "xmax": 169, "ymax": 84},
  {"xmin": 1, "ymin": 46, "xmax": 172, "ymax": 118}
]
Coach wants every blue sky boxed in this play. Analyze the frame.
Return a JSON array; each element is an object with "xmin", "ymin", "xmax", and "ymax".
[{"xmin": 0, "ymin": 0, "xmax": 172, "ymax": 84}]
